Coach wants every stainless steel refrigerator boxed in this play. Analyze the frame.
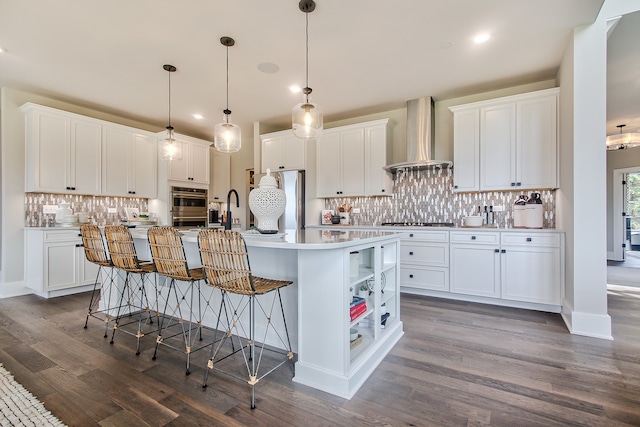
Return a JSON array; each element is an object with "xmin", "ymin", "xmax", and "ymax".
[{"xmin": 246, "ymin": 169, "xmax": 305, "ymax": 232}]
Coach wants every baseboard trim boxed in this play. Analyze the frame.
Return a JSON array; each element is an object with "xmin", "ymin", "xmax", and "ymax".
[{"xmin": 561, "ymin": 302, "xmax": 613, "ymax": 340}]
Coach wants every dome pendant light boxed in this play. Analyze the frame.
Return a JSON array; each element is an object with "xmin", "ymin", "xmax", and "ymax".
[
  {"xmin": 161, "ymin": 64, "xmax": 183, "ymax": 161},
  {"xmin": 292, "ymin": 0, "xmax": 323, "ymax": 139},
  {"xmin": 214, "ymin": 36, "xmax": 241, "ymax": 153},
  {"xmin": 606, "ymin": 124, "xmax": 640, "ymax": 150}
]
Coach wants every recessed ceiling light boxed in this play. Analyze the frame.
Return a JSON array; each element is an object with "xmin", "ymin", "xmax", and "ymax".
[
  {"xmin": 440, "ymin": 42, "xmax": 452, "ymax": 49},
  {"xmin": 0, "ymin": 47, "xmax": 4, "ymax": 53},
  {"xmin": 193, "ymin": 114, "xmax": 204, "ymax": 120},
  {"xmin": 257, "ymin": 62, "xmax": 279, "ymax": 74},
  {"xmin": 473, "ymin": 33, "xmax": 490, "ymax": 44},
  {"xmin": 290, "ymin": 85, "xmax": 302, "ymax": 93}
]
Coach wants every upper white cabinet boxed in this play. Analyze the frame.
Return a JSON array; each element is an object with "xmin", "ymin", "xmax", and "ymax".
[
  {"xmin": 22, "ymin": 103, "xmax": 158, "ymax": 198},
  {"xmin": 210, "ymin": 148, "xmax": 231, "ymax": 202},
  {"xmin": 449, "ymin": 88, "xmax": 558, "ymax": 192},
  {"xmin": 166, "ymin": 133, "xmax": 211, "ymax": 185},
  {"xmin": 22, "ymin": 103, "xmax": 102, "ymax": 194},
  {"xmin": 260, "ymin": 130, "xmax": 306, "ymax": 173},
  {"xmin": 451, "ymin": 109, "xmax": 480, "ymax": 192},
  {"xmin": 317, "ymin": 119, "xmax": 392, "ymax": 198},
  {"xmin": 102, "ymin": 125, "xmax": 157, "ymax": 198}
]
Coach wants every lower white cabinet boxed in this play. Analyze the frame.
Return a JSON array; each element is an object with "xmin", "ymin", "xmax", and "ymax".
[
  {"xmin": 450, "ymin": 231, "xmax": 501, "ymax": 298},
  {"xmin": 25, "ymin": 228, "xmax": 100, "ymax": 297},
  {"xmin": 399, "ymin": 230, "xmax": 449, "ymax": 292},
  {"xmin": 500, "ymin": 232, "xmax": 562, "ymax": 305},
  {"xmin": 395, "ymin": 228, "xmax": 564, "ymax": 311}
]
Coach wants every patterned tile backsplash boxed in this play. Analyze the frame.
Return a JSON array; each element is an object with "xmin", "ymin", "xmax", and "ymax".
[
  {"xmin": 25, "ymin": 193, "xmax": 149, "ymax": 227},
  {"xmin": 324, "ymin": 167, "xmax": 556, "ymax": 228}
]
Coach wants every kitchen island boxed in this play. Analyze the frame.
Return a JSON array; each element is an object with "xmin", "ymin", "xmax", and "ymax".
[{"xmin": 127, "ymin": 227, "xmax": 403, "ymax": 399}]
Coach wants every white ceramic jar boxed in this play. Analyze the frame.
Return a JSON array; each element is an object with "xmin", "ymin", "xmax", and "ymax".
[{"xmin": 248, "ymin": 169, "xmax": 286, "ymax": 232}]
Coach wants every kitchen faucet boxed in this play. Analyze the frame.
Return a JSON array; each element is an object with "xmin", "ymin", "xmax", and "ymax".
[{"xmin": 225, "ymin": 189, "xmax": 239, "ymax": 230}]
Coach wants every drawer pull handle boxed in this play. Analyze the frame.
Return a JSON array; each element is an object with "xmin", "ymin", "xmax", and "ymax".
[
  {"xmin": 471, "ymin": 236, "xmax": 476, "ymax": 240},
  {"xmin": 75, "ymin": 243, "xmax": 84, "ymax": 248},
  {"xmin": 495, "ymin": 249, "xmax": 499, "ymax": 253},
  {"xmin": 409, "ymin": 251, "xmax": 414, "ymax": 255},
  {"xmin": 409, "ymin": 233, "xmax": 414, "ymax": 238},
  {"xmin": 526, "ymin": 237, "xmax": 532, "ymax": 242},
  {"xmin": 409, "ymin": 274, "xmax": 414, "ymax": 278},
  {"xmin": 501, "ymin": 249, "xmax": 506, "ymax": 253}
]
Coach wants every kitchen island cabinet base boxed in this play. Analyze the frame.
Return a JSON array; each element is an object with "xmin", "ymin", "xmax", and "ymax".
[{"xmin": 293, "ymin": 320, "xmax": 402, "ymax": 399}]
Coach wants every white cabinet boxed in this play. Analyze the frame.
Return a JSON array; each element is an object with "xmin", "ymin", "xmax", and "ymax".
[
  {"xmin": 317, "ymin": 119, "xmax": 391, "ymax": 198},
  {"xmin": 399, "ymin": 230, "xmax": 449, "ymax": 292},
  {"xmin": 22, "ymin": 103, "xmax": 102, "ymax": 194},
  {"xmin": 166, "ymin": 133, "xmax": 211, "ymax": 185},
  {"xmin": 102, "ymin": 125, "xmax": 157, "ymax": 198},
  {"xmin": 449, "ymin": 88, "xmax": 558, "ymax": 192},
  {"xmin": 500, "ymin": 232, "xmax": 563, "ymax": 305},
  {"xmin": 210, "ymin": 148, "xmax": 231, "ymax": 202},
  {"xmin": 24, "ymin": 228, "xmax": 100, "ymax": 298},
  {"xmin": 452, "ymin": 109, "xmax": 480, "ymax": 192},
  {"xmin": 260, "ymin": 130, "xmax": 306, "ymax": 173},
  {"xmin": 450, "ymin": 231, "xmax": 501, "ymax": 298}
]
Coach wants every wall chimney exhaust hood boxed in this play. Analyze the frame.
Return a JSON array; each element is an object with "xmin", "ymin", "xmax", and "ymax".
[{"xmin": 384, "ymin": 97, "xmax": 452, "ymax": 173}]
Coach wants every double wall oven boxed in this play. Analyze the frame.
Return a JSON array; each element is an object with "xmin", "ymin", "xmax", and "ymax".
[{"xmin": 171, "ymin": 186, "xmax": 208, "ymax": 228}]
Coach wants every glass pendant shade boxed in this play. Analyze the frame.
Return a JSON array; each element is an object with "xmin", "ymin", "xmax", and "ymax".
[
  {"xmin": 161, "ymin": 126, "xmax": 183, "ymax": 161},
  {"xmin": 214, "ymin": 119, "xmax": 241, "ymax": 153},
  {"xmin": 606, "ymin": 131, "xmax": 640, "ymax": 150},
  {"xmin": 292, "ymin": 101, "xmax": 323, "ymax": 139}
]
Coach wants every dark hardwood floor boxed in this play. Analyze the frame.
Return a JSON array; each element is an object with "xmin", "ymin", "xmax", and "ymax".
[{"xmin": 1, "ymin": 287, "xmax": 639, "ymax": 426}]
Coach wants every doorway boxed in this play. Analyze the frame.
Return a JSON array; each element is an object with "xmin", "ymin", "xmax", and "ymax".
[{"xmin": 609, "ymin": 168, "xmax": 640, "ymax": 288}]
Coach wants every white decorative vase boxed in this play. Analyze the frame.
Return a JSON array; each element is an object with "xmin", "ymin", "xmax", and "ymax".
[{"xmin": 248, "ymin": 169, "xmax": 286, "ymax": 232}]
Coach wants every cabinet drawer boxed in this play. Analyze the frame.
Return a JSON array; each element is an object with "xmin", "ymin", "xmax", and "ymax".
[
  {"xmin": 501, "ymin": 232, "xmax": 560, "ymax": 247},
  {"xmin": 450, "ymin": 231, "xmax": 499, "ymax": 245},
  {"xmin": 400, "ymin": 243, "xmax": 448, "ymax": 266},
  {"xmin": 400, "ymin": 266, "xmax": 449, "ymax": 292},
  {"xmin": 401, "ymin": 230, "xmax": 449, "ymax": 243},
  {"xmin": 44, "ymin": 230, "xmax": 82, "ymax": 242}
]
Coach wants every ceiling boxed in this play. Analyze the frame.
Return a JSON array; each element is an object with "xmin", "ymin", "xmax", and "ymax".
[{"xmin": 3, "ymin": 0, "xmax": 633, "ymax": 142}]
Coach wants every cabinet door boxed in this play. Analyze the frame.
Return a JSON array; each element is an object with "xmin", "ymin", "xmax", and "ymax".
[
  {"xmin": 517, "ymin": 95, "xmax": 557, "ymax": 189},
  {"xmin": 167, "ymin": 140, "xmax": 190, "ymax": 181},
  {"xmin": 261, "ymin": 137, "xmax": 284, "ymax": 173},
  {"xmin": 26, "ymin": 109, "xmax": 70, "ymax": 192},
  {"xmin": 190, "ymin": 142, "xmax": 210, "ymax": 184},
  {"xmin": 365, "ymin": 124, "xmax": 392, "ymax": 196},
  {"xmin": 340, "ymin": 128, "xmax": 365, "ymax": 196},
  {"xmin": 317, "ymin": 131, "xmax": 342, "ymax": 197},
  {"xmin": 480, "ymin": 103, "xmax": 516, "ymax": 191},
  {"xmin": 210, "ymin": 149, "xmax": 231, "ymax": 202},
  {"xmin": 131, "ymin": 133, "xmax": 157, "ymax": 198},
  {"xmin": 450, "ymin": 245, "xmax": 500, "ymax": 298},
  {"xmin": 71, "ymin": 119, "xmax": 102, "ymax": 194},
  {"xmin": 452, "ymin": 109, "xmax": 480, "ymax": 192},
  {"xmin": 44, "ymin": 242, "xmax": 79, "ymax": 290},
  {"xmin": 102, "ymin": 126, "xmax": 132, "ymax": 196},
  {"xmin": 282, "ymin": 135, "xmax": 306, "ymax": 171},
  {"xmin": 78, "ymin": 246, "xmax": 101, "ymax": 286},
  {"xmin": 501, "ymin": 246, "xmax": 561, "ymax": 305}
]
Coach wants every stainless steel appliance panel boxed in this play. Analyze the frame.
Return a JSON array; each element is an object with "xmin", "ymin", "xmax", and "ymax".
[{"xmin": 171, "ymin": 186, "xmax": 207, "ymax": 228}]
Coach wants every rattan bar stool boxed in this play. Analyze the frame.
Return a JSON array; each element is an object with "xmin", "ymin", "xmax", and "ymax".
[
  {"xmin": 198, "ymin": 229, "xmax": 294, "ymax": 409},
  {"xmin": 147, "ymin": 226, "xmax": 217, "ymax": 375},
  {"xmin": 104, "ymin": 225, "xmax": 157, "ymax": 355},
  {"xmin": 80, "ymin": 224, "xmax": 116, "ymax": 337}
]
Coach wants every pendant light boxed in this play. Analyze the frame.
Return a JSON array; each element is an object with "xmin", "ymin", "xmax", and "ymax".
[
  {"xmin": 606, "ymin": 124, "xmax": 640, "ymax": 150},
  {"xmin": 292, "ymin": 0, "xmax": 323, "ymax": 139},
  {"xmin": 161, "ymin": 64, "xmax": 183, "ymax": 161},
  {"xmin": 214, "ymin": 36, "xmax": 241, "ymax": 153}
]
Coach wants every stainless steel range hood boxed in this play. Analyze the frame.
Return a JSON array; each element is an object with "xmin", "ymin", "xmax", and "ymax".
[{"xmin": 384, "ymin": 97, "xmax": 452, "ymax": 173}]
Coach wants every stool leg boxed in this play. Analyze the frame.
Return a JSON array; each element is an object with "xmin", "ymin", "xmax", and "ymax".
[
  {"xmin": 110, "ymin": 272, "xmax": 131, "ymax": 344},
  {"xmin": 84, "ymin": 266, "xmax": 103, "ymax": 329},
  {"xmin": 153, "ymin": 278, "xmax": 174, "ymax": 361},
  {"xmin": 250, "ymin": 295, "xmax": 256, "ymax": 410},
  {"xmin": 277, "ymin": 288, "xmax": 295, "ymax": 372}
]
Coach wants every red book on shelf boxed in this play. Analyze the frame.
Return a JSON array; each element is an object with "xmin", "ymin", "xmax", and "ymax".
[
  {"xmin": 349, "ymin": 301, "xmax": 366, "ymax": 317},
  {"xmin": 350, "ymin": 303, "xmax": 367, "ymax": 321}
]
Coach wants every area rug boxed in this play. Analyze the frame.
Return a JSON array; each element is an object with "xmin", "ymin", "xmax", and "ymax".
[{"xmin": 0, "ymin": 363, "xmax": 66, "ymax": 426}]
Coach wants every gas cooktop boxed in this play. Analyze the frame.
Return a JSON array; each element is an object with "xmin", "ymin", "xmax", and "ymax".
[{"xmin": 380, "ymin": 222, "xmax": 455, "ymax": 227}]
